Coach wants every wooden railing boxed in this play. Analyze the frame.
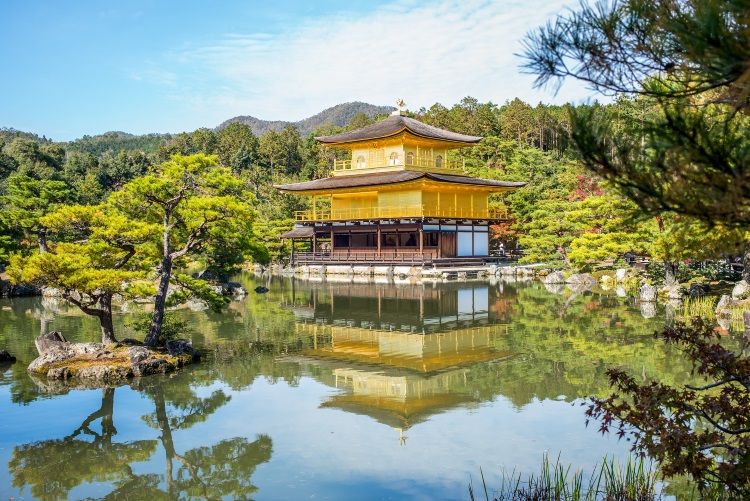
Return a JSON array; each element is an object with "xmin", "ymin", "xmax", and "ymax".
[
  {"xmin": 333, "ymin": 157, "xmax": 464, "ymax": 172},
  {"xmin": 294, "ymin": 205, "xmax": 508, "ymax": 221},
  {"xmin": 292, "ymin": 249, "xmax": 439, "ymax": 263}
]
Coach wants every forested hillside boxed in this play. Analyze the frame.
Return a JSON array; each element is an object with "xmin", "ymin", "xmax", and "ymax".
[{"xmin": 0, "ymin": 96, "xmax": 742, "ymax": 279}]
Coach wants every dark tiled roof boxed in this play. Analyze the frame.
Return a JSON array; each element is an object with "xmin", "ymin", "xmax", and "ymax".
[
  {"xmin": 280, "ymin": 226, "xmax": 315, "ymax": 239},
  {"xmin": 316, "ymin": 114, "xmax": 482, "ymax": 144},
  {"xmin": 275, "ymin": 171, "xmax": 526, "ymax": 192}
]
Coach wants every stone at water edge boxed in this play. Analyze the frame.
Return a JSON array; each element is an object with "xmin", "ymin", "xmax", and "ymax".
[
  {"xmin": 543, "ymin": 271, "xmax": 566, "ymax": 285},
  {"xmin": 688, "ymin": 283, "xmax": 711, "ymax": 297},
  {"xmin": 0, "ymin": 350, "xmax": 16, "ymax": 363},
  {"xmin": 34, "ymin": 331, "xmax": 68, "ymax": 355},
  {"xmin": 254, "ymin": 286, "xmax": 269, "ymax": 294},
  {"xmin": 716, "ymin": 294, "xmax": 734, "ymax": 313},
  {"xmin": 615, "ymin": 268, "xmax": 629, "ymax": 282},
  {"xmin": 566, "ymin": 273, "xmax": 597, "ymax": 286},
  {"xmin": 731, "ymin": 280, "xmax": 750, "ymax": 299},
  {"xmin": 662, "ymin": 284, "xmax": 685, "ymax": 300},
  {"xmin": 640, "ymin": 302, "xmax": 657, "ymax": 319},
  {"xmin": 166, "ymin": 339, "xmax": 200, "ymax": 361},
  {"xmin": 640, "ymin": 284, "xmax": 658, "ymax": 302}
]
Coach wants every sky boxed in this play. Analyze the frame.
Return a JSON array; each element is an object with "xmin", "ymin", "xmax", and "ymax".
[{"xmin": 1, "ymin": 0, "xmax": 595, "ymax": 141}]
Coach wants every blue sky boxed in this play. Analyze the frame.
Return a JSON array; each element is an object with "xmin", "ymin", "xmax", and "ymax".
[{"xmin": 1, "ymin": 0, "xmax": 593, "ymax": 140}]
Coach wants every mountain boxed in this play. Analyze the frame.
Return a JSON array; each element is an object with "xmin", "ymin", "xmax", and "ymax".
[{"xmin": 217, "ymin": 102, "xmax": 395, "ymax": 136}]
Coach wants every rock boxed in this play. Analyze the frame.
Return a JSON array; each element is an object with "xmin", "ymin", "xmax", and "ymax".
[
  {"xmin": 688, "ymin": 283, "xmax": 711, "ymax": 297},
  {"xmin": 543, "ymin": 283, "xmax": 566, "ymax": 295},
  {"xmin": 615, "ymin": 268, "xmax": 629, "ymax": 282},
  {"xmin": 29, "ymin": 340, "xmax": 198, "ymax": 382},
  {"xmin": 47, "ymin": 367, "xmax": 71, "ymax": 379},
  {"xmin": 566, "ymin": 273, "xmax": 596, "ymax": 286},
  {"xmin": 640, "ymin": 284, "xmax": 657, "ymax": 302},
  {"xmin": 0, "ymin": 350, "xmax": 16, "ymax": 363},
  {"xmin": 732, "ymin": 280, "xmax": 750, "ymax": 300},
  {"xmin": 600, "ymin": 275, "xmax": 615, "ymax": 289},
  {"xmin": 132, "ymin": 358, "xmax": 169, "ymax": 377},
  {"xmin": 566, "ymin": 273, "xmax": 597, "ymax": 292},
  {"xmin": 127, "ymin": 346, "xmax": 150, "ymax": 363},
  {"xmin": 41, "ymin": 287, "xmax": 64, "ymax": 297},
  {"xmin": 225, "ymin": 282, "xmax": 246, "ymax": 297},
  {"xmin": 499, "ymin": 266, "xmax": 516, "ymax": 276},
  {"xmin": 119, "ymin": 338, "xmax": 144, "ymax": 346},
  {"xmin": 254, "ymin": 286, "xmax": 269, "ymax": 294},
  {"xmin": 615, "ymin": 286, "xmax": 628, "ymax": 298},
  {"xmin": 543, "ymin": 271, "xmax": 566, "ymax": 285},
  {"xmin": 166, "ymin": 339, "xmax": 200, "ymax": 360},
  {"xmin": 186, "ymin": 299, "xmax": 208, "ymax": 311},
  {"xmin": 640, "ymin": 302, "xmax": 657, "ymax": 318},
  {"xmin": 716, "ymin": 294, "xmax": 734, "ymax": 313},
  {"xmin": 35, "ymin": 331, "xmax": 68, "ymax": 355},
  {"xmin": 0, "ymin": 280, "xmax": 39, "ymax": 298},
  {"xmin": 662, "ymin": 284, "xmax": 685, "ymax": 300}
]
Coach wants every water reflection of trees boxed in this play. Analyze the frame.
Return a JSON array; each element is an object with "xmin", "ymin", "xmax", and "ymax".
[{"xmin": 9, "ymin": 377, "xmax": 272, "ymax": 500}]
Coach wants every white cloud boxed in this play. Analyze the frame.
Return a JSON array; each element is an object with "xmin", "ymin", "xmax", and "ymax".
[{"xmin": 146, "ymin": 0, "xmax": 593, "ymax": 125}]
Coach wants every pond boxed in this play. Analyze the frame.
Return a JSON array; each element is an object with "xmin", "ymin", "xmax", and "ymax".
[{"xmin": 0, "ymin": 275, "xmax": 695, "ymax": 499}]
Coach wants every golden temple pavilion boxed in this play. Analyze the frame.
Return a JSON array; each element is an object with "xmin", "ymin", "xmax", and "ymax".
[{"xmin": 275, "ymin": 111, "xmax": 525, "ymax": 265}]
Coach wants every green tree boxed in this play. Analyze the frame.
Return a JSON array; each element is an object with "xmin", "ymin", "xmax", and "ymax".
[
  {"xmin": 7, "ymin": 204, "xmax": 155, "ymax": 343},
  {"xmin": 1, "ymin": 174, "xmax": 72, "ymax": 252},
  {"xmin": 524, "ymin": 0, "xmax": 750, "ymax": 492},
  {"xmin": 217, "ymin": 122, "xmax": 257, "ymax": 167},
  {"xmin": 109, "ymin": 154, "xmax": 256, "ymax": 347}
]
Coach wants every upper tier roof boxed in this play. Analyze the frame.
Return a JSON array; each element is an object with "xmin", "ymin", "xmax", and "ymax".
[
  {"xmin": 275, "ymin": 170, "xmax": 526, "ymax": 192},
  {"xmin": 316, "ymin": 114, "xmax": 482, "ymax": 145}
]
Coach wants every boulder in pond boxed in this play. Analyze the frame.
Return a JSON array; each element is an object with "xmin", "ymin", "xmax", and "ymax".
[
  {"xmin": 34, "ymin": 331, "xmax": 68, "ymax": 355},
  {"xmin": 640, "ymin": 284, "xmax": 657, "ymax": 302},
  {"xmin": 716, "ymin": 294, "xmax": 734, "ymax": 314},
  {"xmin": 543, "ymin": 271, "xmax": 566, "ymax": 285},
  {"xmin": 615, "ymin": 268, "xmax": 629, "ymax": 282},
  {"xmin": 254, "ymin": 286, "xmax": 269, "ymax": 294},
  {"xmin": 640, "ymin": 301, "xmax": 657, "ymax": 319},
  {"xmin": 27, "ymin": 332, "xmax": 198, "ymax": 382},
  {"xmin": 731, "ymin": 280, "xmax": 750, "ymax": 299},
  {"xmin": 166, "ymin": 339, "xmax": 200, "ymax": 361},
  {"xmin": 0, "ymin": 350, "xmax": 16, "ymax": 363},
  {"xmin": 662, "ymin": 284, "xmax": 685, "ymax": 300},
  {"xmin": 566, "ymin": 273, "xmax": 597, "ymax": 292},
  {"xmin": 688, "ymin": 283, "xmax": 711, "ymax": 297}
]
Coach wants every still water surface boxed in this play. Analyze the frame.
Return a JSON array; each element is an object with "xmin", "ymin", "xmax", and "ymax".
[{"xmin": 0, "ymin": 275, "xmax": 691, "ymax": 499}]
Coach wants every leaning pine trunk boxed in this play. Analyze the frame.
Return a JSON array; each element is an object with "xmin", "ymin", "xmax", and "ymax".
[
  {"xmin": 98, "ymin": 294, "xmax": 117, "ymax": 344},
  {"xmin": 145, "ymin": 256, "xmax": 173, "ymax": 347}
]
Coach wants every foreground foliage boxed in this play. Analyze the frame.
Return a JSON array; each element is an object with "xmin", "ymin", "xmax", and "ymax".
[{"xmin": 587, "ymin": 320, "xmax": 750, "ymax": 496}]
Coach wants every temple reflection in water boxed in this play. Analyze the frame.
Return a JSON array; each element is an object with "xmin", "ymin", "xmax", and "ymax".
[{"xmin": 284, "ymin": 280, "xmax": 512, "ymax": 438}]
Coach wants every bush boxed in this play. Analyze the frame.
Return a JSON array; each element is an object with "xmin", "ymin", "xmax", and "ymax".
[{"xmin": 126, "ymin": 313, "xmax": 191, "ymax": 346}]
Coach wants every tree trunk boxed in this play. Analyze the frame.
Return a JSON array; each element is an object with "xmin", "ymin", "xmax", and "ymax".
[
  {"xmin": 38, "ymin": 226, "xmax": 49, "ymax": 253},
  {"xmin": 145, "ymin": 256, "xmax": 173, "ymax": 347},
  {"xmin": 742, "ymin": 240, "xmax": 750, "ymax": 283},
  {"xmin": 98, "ymin": 295, "xmax": 117, "ymax": 344},
  {"xmin": 664, "ymin": 261, "xmax": 678, "ymax": 286}
]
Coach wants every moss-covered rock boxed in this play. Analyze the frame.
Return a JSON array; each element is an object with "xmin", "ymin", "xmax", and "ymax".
[{"xmin": 28, "ymin": 333, "xmax": 199, "ymax": 382}]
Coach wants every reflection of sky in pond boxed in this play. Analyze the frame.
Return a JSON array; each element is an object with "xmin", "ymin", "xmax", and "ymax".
[{"xmin": 0, "ymin": 275, "xmax": 688, "ymax": 499}]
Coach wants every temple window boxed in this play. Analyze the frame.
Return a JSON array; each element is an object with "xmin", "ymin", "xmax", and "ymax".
[
  {"xmin": 435, "ymin": 155, "xmax": 443, "ymax": 168},
  {"xmin": 389, "ymin": 152, "xmax": 399, "ymax": 166},
  {"xmin": 356, "ymin": 155, "xmax": 366, "ymax": 168},
  {"xmin": 406, "ymin": 152, "xmax": 414, "ymax": 165}
]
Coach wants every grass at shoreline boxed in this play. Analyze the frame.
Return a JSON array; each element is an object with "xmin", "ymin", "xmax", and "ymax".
[{"xmin": 470, "ymin": 454, "xmax": 658, "ymax": 501}]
